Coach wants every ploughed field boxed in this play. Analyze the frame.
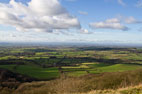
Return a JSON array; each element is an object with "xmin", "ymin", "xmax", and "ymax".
[{"xmin": 0, "ymin": 47, "xmax": 142, "ymax": 80}]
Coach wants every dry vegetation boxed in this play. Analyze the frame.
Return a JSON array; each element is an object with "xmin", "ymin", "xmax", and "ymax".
[
  {"xmin": 81, "ymin": 85, "xmax": 142, "ymax": 94},
  {"xmin": 1, "ymin": 69, "xmax": 142, "ymax": 94}
]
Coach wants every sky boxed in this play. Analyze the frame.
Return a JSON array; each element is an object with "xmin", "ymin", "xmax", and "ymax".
[{"xmin": 0, "ymin": 0, "xmax": 142, "ymax": 44}]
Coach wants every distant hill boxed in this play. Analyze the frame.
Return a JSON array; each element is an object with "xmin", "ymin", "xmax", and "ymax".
[{"xmin": 0, "ymin": 42, "xmax": 142, "ymax": 48}]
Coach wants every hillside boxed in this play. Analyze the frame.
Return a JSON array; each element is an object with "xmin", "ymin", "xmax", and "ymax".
[
  {"xmin": 1, "ymin": 69, "xmax": 142, "ymax": 94},
  {"xmin": 83, "ymin": 85, "xmax": 142, "ymax": 94}
]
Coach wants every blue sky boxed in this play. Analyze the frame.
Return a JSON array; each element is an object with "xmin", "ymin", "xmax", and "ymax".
[{"xmin": 0, "ymin": 0, "xmax": 142, "ymax": 43}]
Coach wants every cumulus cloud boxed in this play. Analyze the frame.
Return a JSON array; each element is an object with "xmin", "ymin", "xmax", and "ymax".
[
  {"xmin": 89, "ymin": 18, "xmax": 128, "ymax": 31},
  {"xmin": 124, "ymin": 17, "xmax": 142, "ymax": 24},
  {"xmin": 0, "ymin": 0, "xmax": 80, "ymax": 32}
]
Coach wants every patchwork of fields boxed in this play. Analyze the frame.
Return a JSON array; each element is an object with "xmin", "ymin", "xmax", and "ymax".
[{"xmin": 0, "ymin": 47, "xmax": 142, "ymax": 79}]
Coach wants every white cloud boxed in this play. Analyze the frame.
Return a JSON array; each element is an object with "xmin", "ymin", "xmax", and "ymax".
[
  {"xmin": 105, "ymin": 18, "xmax": 120, "ymax": 23},
  {"xmin": 79, "ymin": 11, "xmax": 88, "ymax": 15},
  {"xmin": 0, "ymin": 0, "xmax": 80, "ymax": 33},
  {"xmin": 90, "ymin": 18, "xmax": 128, "ymax": 31},
  {"xmin": 124, "ymin": 16, "xmax": 142, "ymax": 24},
  {"xmin": 79, "ymin": 29, "xmax": 92, "ymax": 34},
  {"xmin": 118, "ymin": 0, "xmax": 126, "ymax": 6},
  {"xmin": 9, "ymin": 34, "xmax": 16, "ymax": 37}
]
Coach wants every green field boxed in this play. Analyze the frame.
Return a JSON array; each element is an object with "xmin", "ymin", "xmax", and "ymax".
[
  {"xmin": 0, "ymin": 65, "xmax": 59, "ymax": 79},
  {"xmin": 0, "ymin": 63, "xmax": 141, "ymax": 78},
  {"xmin": 0, "ymin": 47, "xmax": 142, "ymax": 79},
  {"xmin": 1, "ymin": 47, "xmax": 142, "ymax": 94},
  {"xmin": 62, "ymin": 63, "xmax": 142, "ymax": 76}
]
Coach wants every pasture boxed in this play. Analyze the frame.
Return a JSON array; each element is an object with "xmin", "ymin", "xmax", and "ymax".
[{"xmin": 0, "ymin": 47, "xmax": 142, "ymax": 79}]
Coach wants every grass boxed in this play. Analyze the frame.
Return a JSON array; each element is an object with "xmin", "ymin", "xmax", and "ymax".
[
  {"xmin": 1, "ymin": 47, "xmax": 142, "ymax": 94},
  {"xmin": 2, "ymin": 69, "xmax": 141, "ymax": 94},
  {"xmin": 0, "ymin": 56, "xmax": 17, "ymax": 60},
  {"xmin": 62, "ymin": 63, "xmax": 142, "ymax": 77},
  {"xmin": 80, "ymin": 84, "xmax": 142, "ymax": 94},
  {"xmin": 0, "ymin": 65, "xmax": 59, "ymax": 79},
  {"xmin": 1, "ymin": 62, "xmax": 142, "ymax": 79},
  {"xmin": 89, "ymin": 64, "xmax": 142, "ymax": 73},
  {"xmin": 67, "ymin": 71, "xmax": 88, "ymax": 76}
]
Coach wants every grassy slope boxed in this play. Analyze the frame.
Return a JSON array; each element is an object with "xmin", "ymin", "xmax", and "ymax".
[
  {"xmin": 0, "ymin": 63, "xmax": 142, "ymax": 78},
  {"xmin": 63, "ymin": 63, "xmax": 142, "ymax": 76},
  {"xmin": 0, "ymin": 65, "xmax": 59, "ymax": 79},
  {"xmin": 2, "ymin": 69, "xmax": 140, "ymax": 94}
]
